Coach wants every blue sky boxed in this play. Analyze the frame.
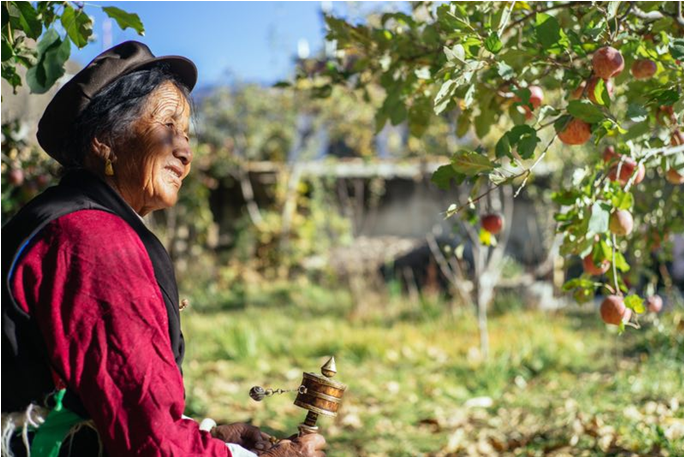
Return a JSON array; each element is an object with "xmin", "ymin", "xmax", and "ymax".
[{"xmin": 75, "ymin": 2, "xmax": 407, "ymax": 88}]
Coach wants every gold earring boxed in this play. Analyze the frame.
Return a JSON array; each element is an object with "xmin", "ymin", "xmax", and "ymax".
[{"xmin": 105, "ymin": 159, "xmax": 114, "ymax": 176}]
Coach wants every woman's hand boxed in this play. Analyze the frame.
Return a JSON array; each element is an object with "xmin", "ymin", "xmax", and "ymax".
[
  {"xmin": 211, "ymin": 423, "xmax": 273, "ymax": 454},
  {"xmin": 262, "ymin": 434, "xmax": 326, "ymax": 457}
]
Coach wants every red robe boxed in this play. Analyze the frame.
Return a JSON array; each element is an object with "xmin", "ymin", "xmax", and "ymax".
[{"xmin": 11, "ymin": 209, "xmax": 230, "ymax": 456}]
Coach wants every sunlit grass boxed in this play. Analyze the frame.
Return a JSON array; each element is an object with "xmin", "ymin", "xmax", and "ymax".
[{"xmin": 180, "ymin": 281, "xmax": 684, "ymax": 456}]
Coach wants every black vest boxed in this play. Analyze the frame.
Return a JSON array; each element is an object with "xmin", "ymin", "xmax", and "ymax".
[{"xmin": 2, "ymin": 169, "xmax": 185, "ymax": 414}]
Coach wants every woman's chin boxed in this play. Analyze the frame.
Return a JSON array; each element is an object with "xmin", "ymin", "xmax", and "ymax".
[{"xmin": 154, "ymin": 182, "xmax": 181, "ymax": 209}]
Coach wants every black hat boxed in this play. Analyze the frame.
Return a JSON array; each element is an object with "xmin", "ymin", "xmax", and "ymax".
[{"xmin": 37, "ymin": 41, "xmax": 197, "ymax": 165}]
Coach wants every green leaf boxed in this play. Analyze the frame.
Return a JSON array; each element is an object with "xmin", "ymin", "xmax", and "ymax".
[
  {"xmin": 612, "ymin": 251, "xmax": 630, "ymax": 272},
  {"xmin": 535, "ymin": 13, "xmax": 567, "ymax": 53},
  {"xmin": 2, "ymin": 61, "xmax": 22, "ymax": 89},
  {"xmin": 484, "ymin": 32, "xmax": 502, "ymax": 54},
  {"xmin": 624, "ymin": 295, "xmax": 645, "ymax": 314},
  {"xmin": 408, "ymin": 96, "xmax": 432, "ymax": 138},
  {"xmin": 592, "ymin": 78, "xmax": 610, "ymax": 107},
  {"xmin": 461, "ymin": 36, "xmax": 482, "ymax": 58},
  {"xmin": 496, "ymin": 61, "xmax": 514, "ymax": 79},
  {"xmin": 651, "ymin": 17, "xmax": 674, "ymax": 34},
  {"xmin": 553, "ymin": 115, "xmax": 572, "ymax": 134},
  {"xmin": 648, "ymin": 88, "xmax": 678, "ymax": 106},
  {"xmin": 1, "ymin": 2, "xmax": 9, "ymax": 29},
  {"xmin": 597, "ymin": 239, "xmax": 612, "ymax": 262},
  {"xmin": 626, "ymin": 104, "xmax": 648, "ymax": 123},
  {"xmin": 611, "ymin": 191, "xmax": 634, "ymax": 210},
  {"xmin": 562, "ymin": 277, "xmax": 595, "ymax": 292},
  {"xmin": 479, "ymin": 227, "xmax": 496, "ymax": 246},
  {"xmin": 456, "ymin": 111, "xmax": 471, "ymax": 138},
  {"xmin": 26, "ymin": 29, "xmax": 70, "ymax": 94},
  {"xmin": 509, "ymin": 124, "xmax": 535, "ymax": 142},
  {"xmin": 431, "ymin": 164, "xmax": 460, "ymax": 191},
  {"xmin": 450, "ymin": 150, "xmax": 496, "ymax": 176},
  {"xmin": 588, "ymin": 202, "xmax": 610, "ymax": 233},
  {"xmin": 444, "ymin": 44, "xmax": 465, "ymax": 62},
  {"xmin": 624, "ymin": 120, "xmax": 650, "ymax": 141},
  {"xmin": 102, "ymin": 6, "xmax": 145, "ymax": 35},
  {"xmin": 463, "ymin": 84, "xmax": 476, "ymax": 109},
  {"xmin": 61, "ymin": 6, "xmax": 93, "ymax": 48},
  {"xmin": 389, "ymin": 102, "xmax": 407, "ymax": 125},
  {"xmin": 2, "ymin": 37, "xmax": 13, "ymax": 62},
  {"xmin": 567, "ymin": 100, "xmax": 606, "ymax": 123},
  {"xmin": 474, "ymin": 99, "xmax": 496, "ymax": 139},
  {"xmin": 574, "ymin": 287, "xmax": 595, "ymax": 304},
  {"xmin": 434, "ymin": 79, "xmax": 456, "ymax": 115},
  {"xmin": 495, "ymin": 134, "xmax": 512, "ymax": 159},
  {"xmin": 670, "ymin": 38, "xmax": 684, "ymax": 60},
  {"xmin": 538, "ymin": 105, "xmax": 560, "ymax": 121},
  {"xmin": 518, "ymin": 134, "xmax": 540, "ymax": 159},
  {"xmin": 551, "ymin": 190, "xmax": 580, "ymax": 206},
  {"xmin": 13, "ymin": 2, "xmax": 42, "ymax": 39}
]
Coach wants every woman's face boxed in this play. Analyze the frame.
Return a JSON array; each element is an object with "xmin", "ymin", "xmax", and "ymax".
[{"xmin": 111, "ymin": 81, "xmax": 192, "ymax": 216}]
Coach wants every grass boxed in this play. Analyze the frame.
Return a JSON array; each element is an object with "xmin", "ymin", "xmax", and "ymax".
[{"xmin": 180, "ymin": 280, "xmax": 684, "ymax": 456}]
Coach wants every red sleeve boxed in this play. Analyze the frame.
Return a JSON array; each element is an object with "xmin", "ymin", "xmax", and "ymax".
[{"xmin": 11, "ymin": 210, "xmax": 230, "ymax": 457}]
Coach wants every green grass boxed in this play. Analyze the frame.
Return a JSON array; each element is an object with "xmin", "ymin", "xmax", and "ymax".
[{"xmin": 180, "ymin": 281, "xmax": 684, "ymax": 456}]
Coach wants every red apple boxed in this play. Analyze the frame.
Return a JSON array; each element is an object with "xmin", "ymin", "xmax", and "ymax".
[
  {"xmin": 571, "ymin": 81, "xmax": 586, "ymax": 100},
  {"xmin": 36, "ymin": 174, "xmax": 50, "ymax": 187},
  {"xmin": 608, "ymin": 159, "xmax": 645, "ymax": 185},
  {"xmin": 558, "ymin": 118, "xmax": 592, "ymax": 145},
  {"xmin": 592, "ymin": 46, "xmax": 625, "ymax": 79},
  {"xmin": 631, "ymin": 59, "xmax": 657, "ymax": 79},
  {"xmin": 8, "ymin": 168, "xmax": 24, "ymax": 186},
  {"xmin": 666, "ymin": 168, "xmax": 684, "ymax": 185},
  {"xmin": 481, "ymin": 214, "xmax": 504, "ymax": 235},
  {"xmin": 515, "ymin": 86, "xmax": 544, "ymax": 120},
  {"xmin": 600, "ymin": 295, "xmax": 631, "ymax": 325},
  {"xmin": 609, "ymin": 210, "xmax": 634, "ymax": 236},
  {"xmin": 645, "ymin": 295, "xmax": 663, "ymax": 313},
  {"xmin": 583, "ymin": 254, "xmax": 610, "ymax": 275},
  {"xmin": 672, "ymin": 130, "xmax": 684, "ymax": 147},
  {"xmin": 603, "ymin": 146, "xmax": 619, "ymax": 163},
  {"xmin": 521, "ymin": 104, "xmax": 534, "ymax": 120},
  {"xmin": 528, "ymin": 85, "xmax": 544, "ymax": 109}
]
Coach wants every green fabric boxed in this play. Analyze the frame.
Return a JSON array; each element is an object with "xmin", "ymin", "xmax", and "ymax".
[{"xmin": 30, "ymin": 389, "xmax": 84, "ymax": 457}]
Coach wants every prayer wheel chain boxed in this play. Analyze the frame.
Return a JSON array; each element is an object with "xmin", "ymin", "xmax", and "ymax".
[{"xmin": 249, "ymin": 385, "xmax": 307, "ymax": 402}]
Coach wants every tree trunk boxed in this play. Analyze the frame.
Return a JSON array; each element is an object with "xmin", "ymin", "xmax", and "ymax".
[{"xmin": 477, "ymin": 279, "xmax": 490, "ymax": 360}]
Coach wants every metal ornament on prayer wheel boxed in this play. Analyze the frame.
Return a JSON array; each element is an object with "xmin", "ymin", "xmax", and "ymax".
[{"xmin": 248, "ymin": 356, "xmax": 347, "ymax": 437}]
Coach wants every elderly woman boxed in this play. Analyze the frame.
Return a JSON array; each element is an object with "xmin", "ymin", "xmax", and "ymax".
[{"xmin": 1, "ymin": 42, "xmax": 326, "ymax": 457}]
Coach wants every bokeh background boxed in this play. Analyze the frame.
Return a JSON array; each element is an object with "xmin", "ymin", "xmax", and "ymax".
[{"xmin": 2, "ymin": 2, "xmax": 683, "ymax": 456}]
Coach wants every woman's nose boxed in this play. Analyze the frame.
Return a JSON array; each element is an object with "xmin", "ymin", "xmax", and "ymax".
[{"xmin": 173, "ymin": 141, "xmax": 193, "ymax": 165}]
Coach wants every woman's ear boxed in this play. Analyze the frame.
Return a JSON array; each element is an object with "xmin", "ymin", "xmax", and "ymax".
[{"xmin": 91, "ymin": 137, "xmax": 115, "ymax": 162}]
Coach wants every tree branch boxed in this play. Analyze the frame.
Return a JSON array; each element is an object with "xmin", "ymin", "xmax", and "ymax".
[{"xmin": 632, "ymin": 1, "xmax": 684, "ymax": 27}]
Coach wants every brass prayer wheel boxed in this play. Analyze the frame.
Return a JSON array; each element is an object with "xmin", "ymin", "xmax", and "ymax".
[
  {"xmin": 249, "ymin": 356, "xmax": 347, "ymax": 436},
  {"xmin": 294, "ymin": 357, "xmax": 346, "ymax": 435}
]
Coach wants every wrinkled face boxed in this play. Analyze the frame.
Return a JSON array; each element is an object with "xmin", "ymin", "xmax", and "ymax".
[{"xmin": 113, "ymin": 81, "xmax": 192, "ymax": 216}]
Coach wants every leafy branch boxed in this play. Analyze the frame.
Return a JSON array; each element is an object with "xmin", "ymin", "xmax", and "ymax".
[{"xmin": 1, "ymin": 1, "xmax": 144, "ymax": 93}]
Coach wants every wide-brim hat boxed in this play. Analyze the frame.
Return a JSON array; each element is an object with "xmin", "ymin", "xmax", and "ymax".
[{"xmin": 37, "ymin": 41, "xmax": 197, "ymax": 165}]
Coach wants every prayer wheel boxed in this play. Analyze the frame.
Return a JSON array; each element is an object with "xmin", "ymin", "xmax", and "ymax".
[{"xmin": 249, "ymin": 356, "xmax": 347, "ymax": 436}]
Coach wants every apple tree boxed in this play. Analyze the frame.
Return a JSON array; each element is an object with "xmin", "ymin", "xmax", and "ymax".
[{"xmin": 292, "ymin": 1, "xmax": 684, "ymax": 332}]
